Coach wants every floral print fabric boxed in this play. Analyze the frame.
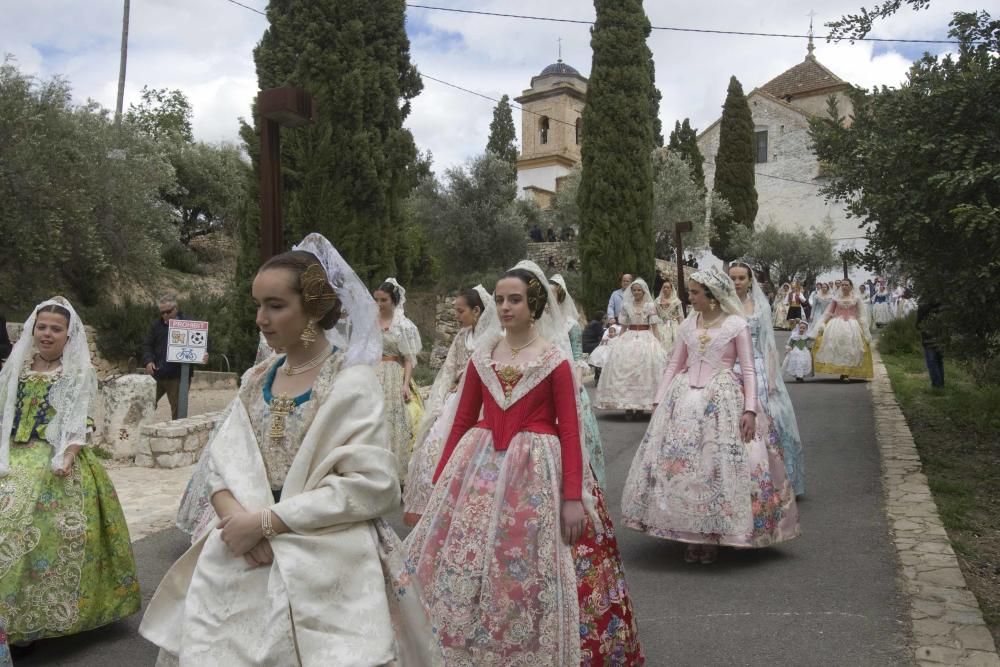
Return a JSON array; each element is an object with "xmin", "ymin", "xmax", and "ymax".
[
  {"xmin": 0, "ymin": 381, "xmax": 140, "ymax": 643},
  {"xmin": 596, "ymin": 302, "xmax": 669, "ymax": 411},
  {"xmin": 377, "ymin": 329, "xmax": 417, "ymax": 481}
]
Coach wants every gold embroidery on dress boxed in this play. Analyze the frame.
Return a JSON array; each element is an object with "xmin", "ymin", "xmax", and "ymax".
[
  {"xmin": 269, "ymin": 394, "xmax": 296, "ymax": 446},
  {"xmin": 495, "ymin": 365, "xmax": 523, "ymax": 400}
]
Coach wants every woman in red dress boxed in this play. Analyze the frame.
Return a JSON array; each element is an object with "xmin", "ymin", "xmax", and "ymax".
[{"xmin": 405, "ymin": 261, "xmax": 643, "ymax": 666}]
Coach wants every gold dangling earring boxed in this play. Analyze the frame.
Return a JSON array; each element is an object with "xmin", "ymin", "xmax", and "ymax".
[
  {"xmin": 300, "ymin": 320, "xmax": 318, "ymax": 348},
  {"xmin": 710, "ymin": 301, "xmax": 717, "ymax": 312}
]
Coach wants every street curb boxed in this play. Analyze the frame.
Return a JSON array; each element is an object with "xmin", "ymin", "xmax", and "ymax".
[{"xmin": 870, "ymin": 349, "xmax": 1000, "ymax": 666}]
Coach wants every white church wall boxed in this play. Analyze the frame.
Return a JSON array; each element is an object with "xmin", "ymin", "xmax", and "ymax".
[{"xmin": 517, "ymin": 163, "xmax": 572, "ymax": 199}]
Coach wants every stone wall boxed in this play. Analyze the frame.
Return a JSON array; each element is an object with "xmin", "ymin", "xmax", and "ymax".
[
  {"xmin": 135, "ymin": 411, "xmax": 225, "ymax": 468},
  {"xmin": 431, "ymin": 295, "xmax": 459, "ymax": 369},
  {"xmin": 526, "ymin": 241, "xmax": 579, "ymax": 273}
]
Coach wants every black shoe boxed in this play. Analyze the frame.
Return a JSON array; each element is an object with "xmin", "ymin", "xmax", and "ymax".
[{"xmin": 11, "ymin": 642, "xmax": 36, "ymax": 658}]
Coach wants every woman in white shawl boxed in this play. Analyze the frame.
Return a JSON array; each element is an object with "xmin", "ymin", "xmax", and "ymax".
[
  {"xmin": 403, "ymin": 285, "xmax": 497, "ymax": 526},
  {"xmin": 140, "ymin": 234, "xmax": 441, "ymax": 666},
  {"xmin": 595, "ymin": 277, "xmax": 669, "ymax": 419},
  {"xmin": 655, "ymin": 278, "xmax": 684, "ymax": 354},
  {"xmin": 373, "ymin": 278, "xmax": 425, "ymax": 483}
]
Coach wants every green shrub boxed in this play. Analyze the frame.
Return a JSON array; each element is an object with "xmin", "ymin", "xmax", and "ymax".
[
  {"xmin": 84, "ymin": 300, "xmax": 153, "ymax": 365},
  {"xmin": 878, "ymin": 312, "xmax": 921, "ymax": 356},
  {"xmin": 162, "ymin": 241, "xmax": 205, "ymax": 275}
]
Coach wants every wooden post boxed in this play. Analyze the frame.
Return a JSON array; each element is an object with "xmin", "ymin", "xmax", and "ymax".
[
  {"xmin": 674, "ymin": 221, "xmax": 693, "ymax": 316},
  {"xmin": 257, "ymin": 87, "xmax": 316, "ymax": 261}
]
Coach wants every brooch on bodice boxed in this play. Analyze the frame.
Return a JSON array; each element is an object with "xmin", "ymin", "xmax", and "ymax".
[
  {"xmin": 495, "ymin": 365, "xmax": 523, "ymax": 400},
  {"xmin": 269, "ymin": 394, "xmax": 296, "ymax": 446}
]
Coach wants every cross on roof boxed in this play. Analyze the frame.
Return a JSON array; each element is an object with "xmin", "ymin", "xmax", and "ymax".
[
  {"xmin": 557, "ymin": 37, "xmax": 562, "ymax": 63},
  {"xmin": 806, "ymin": 10, "xmax": 818, "ymax": 58}
]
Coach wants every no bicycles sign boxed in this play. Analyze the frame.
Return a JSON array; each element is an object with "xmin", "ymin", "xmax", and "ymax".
[{"xmin": 166, "ymin": 319, "xmax": 209, "ymax": 365}]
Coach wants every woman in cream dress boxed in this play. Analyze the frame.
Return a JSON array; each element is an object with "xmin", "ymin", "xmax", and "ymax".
[
  {"xmin": 140, "ymin": 234, "xmax": 440, "ymax": 666},
  {"xmin": 403, "ymin": 285, "xmax": 496, "ymax": 526},
  {"xmin": 655, "ymin": 278, "xmax": 684, "ymax": 354},
  {"xmin": 812, "ymin": 278, "xmax": 875, "ymax": 381},
  {"xmin": 596, "ymin": 278, "xmax": 669, "ymax": 419},
  {"xmin": 374, "ymin": 279, "xmax": 424, "ymax": 483}
]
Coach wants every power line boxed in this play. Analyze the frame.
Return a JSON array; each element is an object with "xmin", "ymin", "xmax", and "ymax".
[
  {"xmin": 421, "ymin": 73, "xmax": 577, "ymax": 128},
  {"xmin": 405, "ymin": 4, "xmax": 967, "ymax": 46},
  {"xmin": 222, "ymin": 0, "xmax": 265, "ymax": 16}
]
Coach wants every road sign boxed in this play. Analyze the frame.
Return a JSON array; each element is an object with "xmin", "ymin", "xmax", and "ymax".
[{"xmin": 166, "ymin": 319, "xmax": 209, "ymax": 365}]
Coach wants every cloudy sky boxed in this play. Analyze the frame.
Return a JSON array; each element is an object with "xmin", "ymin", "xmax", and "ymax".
[{"xmin": 4, "ymin": 0, "xmax": 966, "ymax": 173}]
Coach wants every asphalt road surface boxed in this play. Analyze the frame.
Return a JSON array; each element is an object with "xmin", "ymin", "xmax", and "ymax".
[{"xmin": 19, "ymin": 333, "xmax": 910, "ymax": 666}]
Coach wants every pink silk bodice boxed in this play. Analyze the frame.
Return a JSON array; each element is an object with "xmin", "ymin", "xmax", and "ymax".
[
  {"xmin": 653, "ymin": 314, "xmax": 758, "ymax": 413},
  {"xmin": 824, "ymin": 298, "xmax": 860, "ymax": 321}
]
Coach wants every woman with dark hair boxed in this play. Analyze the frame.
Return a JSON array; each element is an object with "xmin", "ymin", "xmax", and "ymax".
[
  {"xmin": 373, "ymin": 278, "xmax": 424, "ymax": 483},
  {"xmin": 622, "ymin": 268, "xmax": 800, "ymax": 565},
  {"xmin": 812, "ymin": 278, "xmax": 874, "ymax": 382},
  {"xmin": 141, "ymin": 234, "xmax": 441, "ymax": 665},
  {"xmin": 406, "ymin": 261, "xmax": 643, "ymax": 665},
  {"xmin": 0, "ymin": 298, "xmax": 140, "ymax": 656},
  {"xmin": 403, "ymin": 285, "xmax": 498, "ymax": 526}
]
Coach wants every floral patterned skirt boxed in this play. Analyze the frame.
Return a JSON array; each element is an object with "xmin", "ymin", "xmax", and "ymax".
[
  {"xmin": 621, "ymin": 372, "xmax": 800, "ymax": 548},
  {"xmin": 404, "ymin": 389, "xmax": 461, "ymax": 522},
  {"xmin": 376, "ymin": 359, "xmax": 417, "ymax": 482},
  {"xmin": 405, "ymin": 428, "xmax": 643, "ymax": 666},
  {"xmin": 0, "ymin": 441, "xmax": 140, "ymax": 643},
  {"xmin": 596, "ymin": 330, "xmax": 669, "ymax": 411}
]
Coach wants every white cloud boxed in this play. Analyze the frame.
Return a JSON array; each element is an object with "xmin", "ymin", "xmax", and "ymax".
[{"xmin": 3, "ymin": 0, "xmax": 969, "ymax": 171}]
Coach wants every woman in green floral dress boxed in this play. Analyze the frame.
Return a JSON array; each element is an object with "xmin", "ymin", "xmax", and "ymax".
[{"xmin": 0, "ymin": 298, "xmax": 140, "ymax": 652}]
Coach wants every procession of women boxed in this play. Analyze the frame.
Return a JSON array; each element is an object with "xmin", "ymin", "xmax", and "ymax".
[{"xmin": 1, "ymin": 236, "xmax": 902, "ymax": 665}]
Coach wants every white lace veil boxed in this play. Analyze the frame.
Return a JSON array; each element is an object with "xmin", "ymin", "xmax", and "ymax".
[
  {"xmin": 691, "ymin": 267, "xmax": 744, "ymax": 317},
  {"xmin": 466, "ymin": 284, "xmax": 499, "ymax": 351},
  {"xmin": 0, "ymin": 297, "xmax": 97, "ymax": 476},
  {"xmin": 548, "ymin": 274, "xmax": 582, "ymax": 334},
  {"xmin": 833, "ymin": 281, "xmax": 872, "ymax": 342},
  {"xmin": 294, "ymin": 233, "xmax": 382, "ymax": 367},
  {"xmin": 381, "ymin": 277, "xmax": 422, "ymax": 366}
]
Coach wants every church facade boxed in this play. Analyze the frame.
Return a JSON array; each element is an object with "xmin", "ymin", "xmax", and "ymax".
[
  {"xmin": 697, "ymin": 42, "xmax": 868, "ymax": 277},
  {"xmin": 514, "ymin": 60, "xmax": 587, "ymax": 209}
]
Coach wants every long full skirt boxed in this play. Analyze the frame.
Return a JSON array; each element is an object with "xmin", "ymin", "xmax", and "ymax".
[
  {"xmin": 655, "ymin": 319, "xmax": 679, "ymax": 355},
  {"xmin": 0, "ymin": 441, "xmax": 140, "ymax": 643},
  {"xmin": 749, "ymin": 352, "xmax": 806, "ymax": 497},
  {"xmin": 579, "ymin": 387, "xmax": 607, "ymax": 489},
  {"xmin": 772, "ymin": 302, "xmax": 790, "ymax": 329},
  {"xmin": 813, "ymin": 318, "xmax": 874, "ymax": 379},
  {"xmin": 596, "ymin": 330, "xmax": 669, "ymax": 411},
  {"xmin": 621, "ymin": 372, "xmax": 800, "ymax": 547},
  {"xmin": 783, "ymin": 348, "xmax": 813, "ymax": 379},
  {"xmin": 874, "ymin": 301, "xmax": 895, "ymax": 326},
  {"xmin": 405, "ymin": 428, "xmax": 643, "ymax": 666},
  {"xmin": 376, "ymin": 359, "xmax": 417, "ymax": 482},
  {"xmin": 404, "ymin": 389, "xmax": 461, "ymax": 522}
]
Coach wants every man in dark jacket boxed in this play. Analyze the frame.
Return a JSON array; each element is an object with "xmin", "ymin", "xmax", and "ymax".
[
  {"xmin": 916, "ymin": 300, "xmax": 944, "ymax": 388},
  {"xmin": 142, "ymin": 294, "xmax": 184, "ymax": 418}
]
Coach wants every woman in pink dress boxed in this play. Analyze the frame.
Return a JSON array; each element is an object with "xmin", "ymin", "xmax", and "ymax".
[
  {"xmin": 622, "ymin": 268, "xmax": 800, "ymax": 565},
  {"xmin": 811, "ymin": 278, "xmax": 874, "ymax": 381},
  {"xmin": 405, "ymin": 261, "xmax": 643, "ymax": 665}
]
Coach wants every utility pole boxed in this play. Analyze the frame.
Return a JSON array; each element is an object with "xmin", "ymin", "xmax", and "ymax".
[{"xmin": 114, "ymin": 0, "xmax": 130, "ymax": 126}]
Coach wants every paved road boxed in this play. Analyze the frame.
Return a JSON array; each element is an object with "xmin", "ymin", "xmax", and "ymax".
[{"xmin": 20, "ymin": 334, "xmax": 911, "ymax": 665}]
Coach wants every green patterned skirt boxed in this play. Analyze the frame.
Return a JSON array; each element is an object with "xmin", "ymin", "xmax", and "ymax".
[{"xmin": 0, "ymin": 440, "xmax": 140, "ymax": 643}]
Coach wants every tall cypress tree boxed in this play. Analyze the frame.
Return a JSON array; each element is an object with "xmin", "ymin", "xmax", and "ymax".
[
  {"xmin": 668, "ymin": 118, "xmax": 705, "ymax": 190},
  {"xmin": 486, "ymin": 94, "xmax": 519, "ymax": 166},
  {"xmin": 577, "ymin": 0, "xmax": 658, "ymax": 311},
  {"xmin": 246, "ymin": 0, "xmax": 422, "ymax": 283},
  {"xmin": 711, "ymin": 76, "xmax": 758, "ymax": 261}
]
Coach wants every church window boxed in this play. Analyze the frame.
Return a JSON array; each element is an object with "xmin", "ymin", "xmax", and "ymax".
[
  {"xmin": 755, "ymin": 130, "xmax": 768, "ymax": 163},
  {"xmin": 539, "ymin": 116, "xmax": 550, "ymax": 145},
  {"xmin": 575, "ymin": 118, "xmax": 581, "ymax": 145}
]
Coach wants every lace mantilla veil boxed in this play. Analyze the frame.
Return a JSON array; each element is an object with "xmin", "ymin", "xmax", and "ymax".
[
  {"xmin": 382, "ymin": 277, "xmax": 422, "ymax": 366},
  {"xmin": 548, "ymin": 274, "xmax": 582, "ymax": 334},
  {"xmin": 0, "ymin": 297, "xmax": 97, "ymax": 476},
  {"xmin": 691, "ymin": 267, "xmax": 744, "ymax": 317},
  {"xmin": 293, "ymin": 234, "xmax": 382, "ymax": 367}
]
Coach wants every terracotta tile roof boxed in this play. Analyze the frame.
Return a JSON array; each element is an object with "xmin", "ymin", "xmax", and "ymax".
[{"xmin": 760, "ymin": 56, "xmax": 850, "ymax": 100}]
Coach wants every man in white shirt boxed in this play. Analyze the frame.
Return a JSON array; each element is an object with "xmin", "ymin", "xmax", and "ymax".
[{"xmin": 606, "ymin": 273, "xmax": 634, "ymax": 325}]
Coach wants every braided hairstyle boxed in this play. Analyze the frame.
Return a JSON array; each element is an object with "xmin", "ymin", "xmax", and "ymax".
[
  {"xmin": 375, "ymin": 281, "xmax": 401, "ymax": 306},
  {"xmin": 503, "ymin": 268, "xmax": 548, "ymax": 320},
  {"xmin": 259, "ymin": 251, "xmax": 342, "ymax": 329}
]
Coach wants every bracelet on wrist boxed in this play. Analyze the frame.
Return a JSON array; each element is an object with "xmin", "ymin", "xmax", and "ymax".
[{"xmin": 261, "ymin": 510, "xmax": 277, "ymax": 540}]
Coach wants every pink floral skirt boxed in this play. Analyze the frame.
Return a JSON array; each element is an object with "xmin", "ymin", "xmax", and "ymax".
[{"xmin": 405, "ymin": 427, "xmax": 643, "ymax": 665}]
